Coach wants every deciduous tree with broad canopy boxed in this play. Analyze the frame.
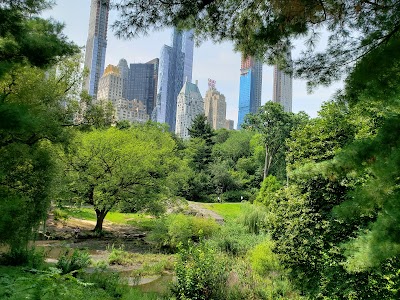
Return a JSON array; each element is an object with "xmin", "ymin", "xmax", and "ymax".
[{"xmin": 62, "ymin": 124, "xmax": 182, "ymax": 232}]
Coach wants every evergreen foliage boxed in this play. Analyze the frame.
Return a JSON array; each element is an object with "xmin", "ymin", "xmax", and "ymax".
[{"xmin": 114, "ymin": 0, "xmax": 400, "ymax": 87}]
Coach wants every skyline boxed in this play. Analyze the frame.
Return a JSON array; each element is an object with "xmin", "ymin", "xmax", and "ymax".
[{"xmin": 42, "ymin": 0, "xmax": 343, "ymax": 125}]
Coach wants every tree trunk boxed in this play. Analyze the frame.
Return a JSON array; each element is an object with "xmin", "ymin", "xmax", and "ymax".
[
  {"xmin": 94, "ymin": 209, "xmax": 107, "ymax": 232},
  {"xmin": 264, "ymin": 145, "xmax": 270, "ymax": 180}
]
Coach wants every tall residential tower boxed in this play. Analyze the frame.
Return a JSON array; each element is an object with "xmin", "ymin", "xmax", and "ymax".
[
  {"xmin": 273, "ymin": 52, "xmax": 293, "ymax": 112},
  {"xmin": 237, "ymin": 56, "xmax": 263, "ymax": 129},
  {"xmin": 83, "ymin": 0, "xmax": 110, "ymax": 97}
]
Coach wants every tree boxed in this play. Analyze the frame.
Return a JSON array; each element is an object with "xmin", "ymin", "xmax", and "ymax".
[
  {"xmin": 286, "ymin": 100, "xmax": 355, "ymax": 172},
  {"xmin": 187, "ymin": 114, "xmax": 215, "ymax": 170},
  {"xmin": 261, "ymin": 98, "xmax": 400, "ymax": 298},
  {"xmin": 242, "ymin": 102, "xmax": 306, "ymax": 180},
  {"xmin": 188, "ymin": 114, "xmax": 214, "ymax": 141},
  {"xmin": 113, "ymin": 0, "xmax": 400, "ymax": 87},
  {"xmin": 62, "ymin": 124, "xmax": 180, "ymax": 232},
  {"xmin": 0, "ymin": 0, "xmax": 78, "ymax": 79},
  {"xmin": 0, "ymin": 58, "xmax": 82, "ymax": 253}
]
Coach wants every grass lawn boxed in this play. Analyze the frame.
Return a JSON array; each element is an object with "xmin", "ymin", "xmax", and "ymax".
[
  {"xmin": 60, "ymin": 208, "xmax": 156, "ymax": 230},
  {"xmin": 202, "ymin": 202, "xmax": 244, "ymax": 221}
]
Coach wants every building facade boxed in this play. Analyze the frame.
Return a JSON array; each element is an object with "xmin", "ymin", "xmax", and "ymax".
[
  {"xmin": 273, "ymin": 52, "xmax": 293, "ymax": 112},
  {"xmin": 237, "ymin": 56, "xmax": 263, "ymax": 129},
  {"xmin": 83, "ymin": 0, "xmax": 110, "ymax": 97},
  {"xmin": 204, "ymin": 87, "xmax": 227, "ymax": 130},
  {"xmin": 115, "ymin": 99, "xmax": 149, "ymax": 123},
  {"xmin": 117, "ymin": 58, "xmax": 129, "ymax": 99},
  {"xmin": 225, "ymin": 119, "xmax": 234, "ymax": 130},
  {"xmin": 152, "ymin": 28, "xmax": 194, "ymax": 132},
  {"xmin": 175, "ymin": 81, "xmax": 204, "ymax": 139},
  {"xmin": 127, "ymin": 59, "xmax": 159, "ymax": 116},
  {"xmin": 96, "ymin": 64, "xmax": 122, "ymax": 103}
]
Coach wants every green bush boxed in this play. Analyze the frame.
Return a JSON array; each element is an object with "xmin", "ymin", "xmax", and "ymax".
[
  {"xmin": 53, "ymin": 208, "xmax": 69, "ymax": 221},
  {"xmin": 207, "ymin": 221, "xmax": 265, "ymax": 256},
  {"xmin": 108, "ymin": 246, "xmax": 132, "ymax": 265},
  {"xmin": 225, "ymin": 258, "xmax": 303, "ymax": 300},
  {"xmin": 0, "ymin": 247, "xmax": 44, "ymax": 268},
  {"xmin": 221, "ymin": 190, "xmax": 252, "ymax": 202},
  {"xmin": 83, "ymin": 269, "xmax": 124, "ymax": 298},
  {"xmin": 249, "ymin": 239, "xmax": 282, "ymax": 276},
  {"xmin": 149, "ymin": 213, "xmax": 219, "ymax": 252},
  {"xmin": 240, "ymin": 203, "xmax": 268, "ymax": 234},
  {"xmin": 172, "ymin": 243, "xmax": 229, "ymax": 300},
  {"xmin": 255, "ymin": 175, "xmax": 282, "ymax": 206},
  {"xmin": 56, "ymin": 249, "xmax": 91, "ymax": 275}
]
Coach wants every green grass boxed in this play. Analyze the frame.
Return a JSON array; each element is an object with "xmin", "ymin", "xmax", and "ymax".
[
  {"xmin": 63, "ymin": 207, "xmax": 96, "ymax": 220},
  {"xmin": 202, "ymin": 203, "xmax": 244, "ymax": 221}
]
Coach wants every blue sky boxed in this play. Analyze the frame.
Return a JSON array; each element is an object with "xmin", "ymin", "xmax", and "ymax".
[{"xmin": 43, "ymin": 0, "xmax": 343, "ymax": 126}]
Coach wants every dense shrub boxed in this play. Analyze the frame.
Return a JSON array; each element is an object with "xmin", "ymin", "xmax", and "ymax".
[
  {"xmin": 0, "ymin": 247, "xmax": 44, "ymax": 268},
  {"xmin": 83, "ymin": 268, "xmax": 124, "ymax": 298},
  {"xmin": 255, "ymin": 175, "xmax": 282, "ymax": 205},
  {"xmin": 207, "ymin": 221, "xmax": 265, "ymax": 256},
  {"xmin": 172, "ymin": 243, "xmax": 229, "ymax": 300},
  {"xmin": 240, "ymin": 203, "xmax": 268, "ymax": 234},
  {"xmin": 249, "ymin": 239, "xmax": 282, "ymax": 276},
  {"xmin": 148, "ymin": 213, "xmax": 219, "ymax": 252},
  {"xmin": 53, "ymin": 208, "xmax": 69, "ymax": 221},
  {"xmin": 221, "ymin": 190, "xmax": 252, "ymax": 202}
]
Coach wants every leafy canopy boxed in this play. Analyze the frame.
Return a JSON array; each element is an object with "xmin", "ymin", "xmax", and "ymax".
[
  {"xmin": 62, "ymin": 124, "xmax": 181, "ymax": 232},
  {"xmin": 113, "ymin": 0, "xmax": 400, "ymax": 87}
]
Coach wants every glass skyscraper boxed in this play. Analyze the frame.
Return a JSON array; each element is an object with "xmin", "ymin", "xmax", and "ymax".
[
  {"xmin": 127, "ymin": 59, "xmax": 159, "ymax": 116},
  {"xmin": 152, "ymin": 29, "xmax": 194, "ymax": 132},
  {"xmin": 237, "ymin": 56, "xmax": 263, "ymax": 129},
  {"xmin": 83, "ymin": 0, "xmax": 110, "ymax": 97}
]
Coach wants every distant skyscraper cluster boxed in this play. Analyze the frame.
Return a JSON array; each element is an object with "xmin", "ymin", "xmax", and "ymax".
[
  {"xmin": 273, "ymin": 52, "xmax": 293, "ymax": 112},
  {"xmin": 82, "ymin": 0, "xmax": 292, "ymax": 130},
  {"xmin": 237, "ymin": 56, "xmax": 263, "ymax": 129}
]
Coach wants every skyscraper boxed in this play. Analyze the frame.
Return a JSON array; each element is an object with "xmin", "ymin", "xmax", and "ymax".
[
  {"xmin": 204, "ymin": 80, "xmax": 228, "ymax": 130},
  {"xmin": 273, "ymin": 52, "xmax": 293, "ymax": 112},
  {"xmin": 152, "ymin": 29, "xmax": 194, "ymax": 132},
  {"xmin": 83, "ymin": 0, "xmax": 110, "ymax": 97},
  {"xmin": 117, "ymin": 58, "xmax": 129, "ymax": 99},
  {"xmin": 127, "ymin": 59, "xmax": 159, "ymax": 116},
  {"xmin": 175, "ymin": 81, "xmax": 204, "ymax": 139},
  {"xmin": 237, "ymin": 56, "xmax": 263, "ymax": 129}
]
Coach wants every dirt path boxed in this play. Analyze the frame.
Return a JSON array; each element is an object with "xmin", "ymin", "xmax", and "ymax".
[{"xmin": 187, "ymin": 201, "xmax": 224, "ymax": 224}]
